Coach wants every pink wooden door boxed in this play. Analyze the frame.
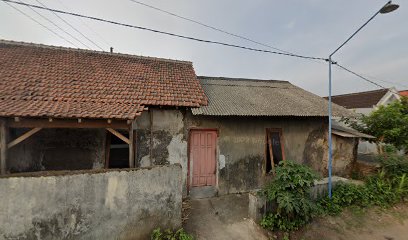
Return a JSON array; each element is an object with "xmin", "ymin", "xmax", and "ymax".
[{"xmin": 190, "ymin": 130, "xmax": 217, "ymax": 187}]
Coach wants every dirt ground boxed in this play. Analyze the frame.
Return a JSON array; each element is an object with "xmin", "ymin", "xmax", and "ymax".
[
  {"xmin": 183, "ymin": 194, "xmax": 269, "ymax": 240},
  {"xmin": 292, "ymin": 203, "xmax": 408, "ymax": 240}
]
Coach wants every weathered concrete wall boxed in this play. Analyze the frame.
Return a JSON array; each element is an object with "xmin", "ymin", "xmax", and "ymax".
[
  {"xmin": 134, "ymin": 109, "xmax": 356, "ymax": 197},
  {"xmin": 7, "ymin": 129, "xmax": 106, "ymax": 173},
  {"xmin": 185, "ymin": 114, "xmax": 327, "ymax": 195},
  {"xmin": 135, "ymin": 109, "xmax": 189, "ymax": 195},
  {"xmin": 303, "ymin": 126, "xmax": 357, "ymax": 178},
  {"xmin": 0, "ymin": 164, "xmax": 182, "ymax": 240}
]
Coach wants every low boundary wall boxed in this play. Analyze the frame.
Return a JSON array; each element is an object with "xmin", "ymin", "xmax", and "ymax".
[{"xmin": 0, "ymin": 164, "xmax": 182, "ymax": 240}]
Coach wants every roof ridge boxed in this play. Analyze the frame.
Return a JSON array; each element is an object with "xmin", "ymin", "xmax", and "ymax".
[
  {"xmin": 0, "ymin": 38, "xmax": 193, "ymax": 65},
  {"xmin": 329, "ymin": 88, "xmax": 389, "ymax": 98},
  {"xmin": 198, "ymin": 76, "xmax": 289, "ymax": 83},
  {"xmin": 202, "ymin": 83, "xmax": 294, "ymax": 89}
]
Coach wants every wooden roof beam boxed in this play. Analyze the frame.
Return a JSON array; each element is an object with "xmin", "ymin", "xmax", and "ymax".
[
  {"xmin": 7, "ymin": 128, "xmax": 42, "ymax": 149},
  {"xmin": 106, "ymin": 128, "xmax": 130, "ymax": 144}
]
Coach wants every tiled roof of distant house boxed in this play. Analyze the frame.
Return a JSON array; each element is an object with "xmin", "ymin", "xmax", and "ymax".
[
  {"xmin": 400, "ymin": 90, "xmax": 408, "ymax": 97},
  {"xmin": 192, "ymin": 77, "xmax": 353, "ymax": 117},
  {"xmin": 324, "ymin": 89, "xmax": 390, "ymax": 109},
  {"xmin": 0, "ymin": 40, "xmax": 207, "ymax": 120}
]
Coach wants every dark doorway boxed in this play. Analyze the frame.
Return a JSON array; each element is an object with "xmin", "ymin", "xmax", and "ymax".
[
  {"xmin": 106, "ymin": 130, "xmax": 129, "ymax": 168},
  {"xmin": 265, "ymin": 129, "xmax": 285, "ymax": 173}
]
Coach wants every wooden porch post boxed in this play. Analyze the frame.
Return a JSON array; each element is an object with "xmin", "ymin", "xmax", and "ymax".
[
  {"xmin": 128, "ymin": 121, "xmax": 136, "ymax": 168},
  {"xmin": 0, "ymin": 119, "xmax": 7, "ymax": 175}
]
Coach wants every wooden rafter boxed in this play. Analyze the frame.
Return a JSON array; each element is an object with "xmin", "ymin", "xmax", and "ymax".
[
  {"xmin": 106, "ymin": 128, "xmax": 130, "ymax": 144},
  {"xmin": 9, "ymin": 118, "xmax": 129, "ymax": 129},
  {"xmin": 7, "ymin": 128, "xmax": 42, "ymax": 149}
]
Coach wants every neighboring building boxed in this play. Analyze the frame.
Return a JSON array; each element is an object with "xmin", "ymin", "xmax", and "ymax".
[
  {"xmin": 400, "ymin": 90, "xmax": 408, "ymax": 97},
  {"xmin": 186, "ymin": 77, "xmax": 357, "ymax": 196},
  {"xmin": 326, "ymin": 88, "xmax": 401, "ymax": 158},
  {"xmin": 0, "ymin": 39, "xmax": 207, "ymax": 174},
  {"xmin": 0, "ymin": 40, "xmax": 360, "ymax": 199},
  {"xmin": 326, "ymin": 88, "xmax": 400, "ymax": 115}
]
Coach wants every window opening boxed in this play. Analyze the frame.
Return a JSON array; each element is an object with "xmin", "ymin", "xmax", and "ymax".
[
  {"xmin": 107, "ymin": 130, "xmax": 129, "ymax": 168},
  {"xmin": 265, "ymin": 129, "xmax": 285, "ymax": 173}
]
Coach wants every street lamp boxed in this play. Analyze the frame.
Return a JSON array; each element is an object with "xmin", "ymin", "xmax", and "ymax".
[{"xmin": 327, "ymin": 1, "xmax": 399, "ymax": 198}]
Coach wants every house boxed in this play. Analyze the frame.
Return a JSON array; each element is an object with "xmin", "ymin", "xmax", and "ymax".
[
  {"xmin": 327, "ymin": 88, "xmax": 400, "ymax": 115},
  {"xmin": 326, "ymin": 89, "xmax": 400, "ymax": 158},
  {"xmin": 0, "ymin": 39, "xmax": 207, "ymax": 174},
  {"xmin": 0, "ymin": 40, "xmax": 358, "ymax": 199},
  {"xmin": 400, "ymin": 90, "xmax": 408, "ymax": 97},
  {"xmin": 184, "ymin": 77, "xmax": 358, "ymax": 196}
]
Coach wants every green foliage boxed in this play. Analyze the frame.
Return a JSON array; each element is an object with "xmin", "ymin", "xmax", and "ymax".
[
  {"xmin": 319, "ymin": 183, "xmax": 367, "ymax": 216},
  {"xmin": 319, "ymin": 154, "xmax": 408, "ymax": 216},
  {"xmin": 260, "ymin": 161, "xmax": 320, "ymax": 231},
  {"xmin": 260, "ymin": 157, "xmax": 408, "ymax": 233},
  {"xmin": 343, "ymin": 97, "xmax": 408, "ymax": 152},
  {"xmin": 151, "ymin": 228, "xmax": 194, "ymax": 240},
  {"xmin": 378, "ymin": 147, "xmax": 408, "ymax": 178}
]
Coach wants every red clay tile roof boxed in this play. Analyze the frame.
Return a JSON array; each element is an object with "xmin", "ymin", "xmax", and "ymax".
[
  {"xmin": 0, "ymin": 40, "xmax": 207, "ymax": 120},
  {"xmin": 400, "ymin": 90, "xmax": 408, "ymax": 97},
  {"xmin": 324, "ymin": 89, "xmax": 389, "ymax": 109}
]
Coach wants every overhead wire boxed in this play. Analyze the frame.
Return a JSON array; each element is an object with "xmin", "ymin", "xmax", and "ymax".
[
  {"xmin": 17, "ymin": 0, "xmax": 92, "ymax": 49},
  {"xmin": 34, "ymin": 0, "xmax": 104, "ymax": 50},
  {"xmin": 3, "ymin": 1, "xmax": 78, "ymax": 47},
  {"xmin": 334, "ymin": 62, "xmax": 402, "ymax": 96},
  {"xmin": 129, "ymin": 0, "xmax": 293, "ymax": 55},
  {"xmin": 1, "ymin": 0, "xmax": 327, "ymax": 61},
  {"xmin": 54, "ymin": 0, "xmax": 112, "ymax": 49},
  {"xmin": 3, "ymin": 0, "xmax": 403, "ymax": 95}
]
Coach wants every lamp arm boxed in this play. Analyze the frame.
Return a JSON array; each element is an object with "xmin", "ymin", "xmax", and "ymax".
[{"xmin": 330, "ymin": 1, "xmax": 391, "ymax": 57}]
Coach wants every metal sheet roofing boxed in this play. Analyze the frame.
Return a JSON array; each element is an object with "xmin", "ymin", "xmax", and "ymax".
[
  {"xmin": 332, "ymin": 121, "xmax": 375, "ymax": 139},
  {"xmin": 191, "ymin": 77, "xmax": 354, "ymax": 117}
]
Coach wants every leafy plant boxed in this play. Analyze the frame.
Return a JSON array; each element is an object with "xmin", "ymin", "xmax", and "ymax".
[
  {"xmin": 151, "ymin": 228, "xmax": 194, "ymax": 240},
  {"xmin": 378, "ymin": 147, "xmax": 408, "ymax": 178},
  {"xmin": 342, "ymin": 96, "xmax": 408, "ymax": 153},
  {"xmin": 260, "ymin": 161, "xmax": 320, "ymax": 231}
]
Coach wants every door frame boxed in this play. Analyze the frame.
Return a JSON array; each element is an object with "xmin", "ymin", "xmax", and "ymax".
[
  {"xmin": 187, "ymin": 128, "xmax": 219, "ymax": 194},
  {"xmin": 264, "ymin": 128, "xmax": 286, "ymax": 175}
]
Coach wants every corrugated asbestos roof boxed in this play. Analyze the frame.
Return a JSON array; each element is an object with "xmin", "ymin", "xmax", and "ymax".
[
  {"xmin": 332, "ymin": 121, "xmax": 375, "ymax": 139},
  {"xmin": 191, "ymin": 77, "xmax": 353, "ymax": 117}
]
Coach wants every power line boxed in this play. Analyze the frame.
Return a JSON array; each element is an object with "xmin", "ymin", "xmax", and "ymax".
[
  {"xmin": 34, "ymin": 0, "xmax": 104, "ymax": 50},
  {"xmin": 3, "ymin": 1, "xmax": 78, "ymax": 47},
  {"xmin": 55, "ymin": 0, "xmax": 111, "ymax": 48},
  {"xmin": 334, "ymin": 62, "xmax": 402, "ymax": 96},
  {"xmin": 2, "ymin": 0, "xmax": 327, "ymax": 61},
  {"xmin": 17, "ymin": 0, "xmax": 91, "ymax": 49},
  {"xmin": 361, "ymin": 74, "xmax": 408, "ymax": 89},
  {"xmin": 129, "ymin": 0, "xmax": 293, "ymax": 55}
]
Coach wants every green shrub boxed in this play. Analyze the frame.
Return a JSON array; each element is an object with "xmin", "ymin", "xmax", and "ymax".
[
  {"xmin": 151, "ymin": 228, "xmax": 194, "ymax": 240},
  {"xmin": 318, "ymin": 183, "xmax": 367, "ymax": 216},
  {"xmin": 378, "ymin": 147, "xmax": 408, "ymax": 178},
  {"xmin": 260, "ymin": 161, "xmax": 320, "ymax": 231}
]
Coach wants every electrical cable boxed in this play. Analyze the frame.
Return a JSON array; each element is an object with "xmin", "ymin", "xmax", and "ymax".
[
  {"xmin": 334, "ymin": 62, "xmax": 402, "ymax": 96},
  {"xmin": 129, "ymin": 0, "xmax": 293, "ymax": 55},
  {"xmin": 3, "ymin": 1, "xmax": 78, "ymax": 47},
  {"xmin": 17, "ymin": 0, "xmax": 91, "ymax": 49},
  {"xmin": 1, "ymin": 0, "xmax": 327, "ymax": 61},
  {"xmin": 34, "ymin": 0, "xmax": 104, "ymax": 50},
  {"xmin": 54, "ymin": 0, "xmax": 112, "ymax": 48}
]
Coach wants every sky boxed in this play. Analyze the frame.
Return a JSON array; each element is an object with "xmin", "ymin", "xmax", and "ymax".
[{"xmin": 1, "ymin": 0, "xmax": 407, "ymax": 96}]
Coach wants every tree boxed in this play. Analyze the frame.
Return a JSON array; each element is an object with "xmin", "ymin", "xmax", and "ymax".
[{"xmin": 347, "ymin": 97, "xmax": 408, "ymax": 154}]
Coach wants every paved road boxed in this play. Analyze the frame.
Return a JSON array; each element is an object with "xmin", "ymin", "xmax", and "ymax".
[{"xmin": 183, "ymin": 194, "xmax": 269, "ymax": 240}]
